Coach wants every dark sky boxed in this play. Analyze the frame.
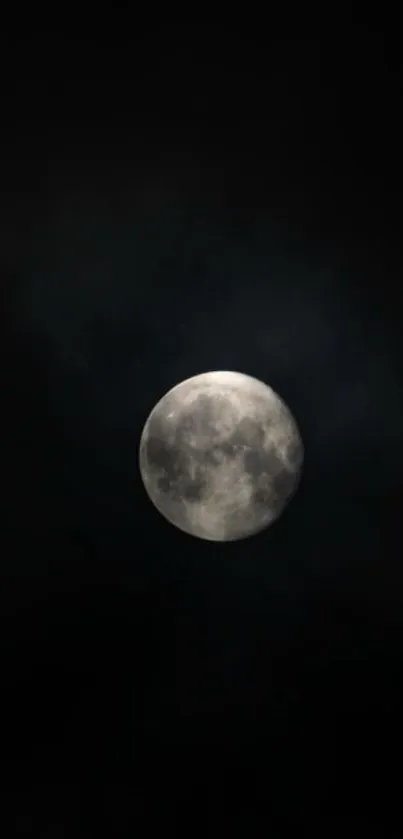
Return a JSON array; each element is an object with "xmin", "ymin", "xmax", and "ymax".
[{"xmin": 1, "ymin": 24, "xmax": 402, "ymax": 836}]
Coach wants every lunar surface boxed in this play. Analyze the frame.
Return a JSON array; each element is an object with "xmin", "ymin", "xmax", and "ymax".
[{"xmin": 139, "ymin": 371, "xmax": 304, "ymax": 542}]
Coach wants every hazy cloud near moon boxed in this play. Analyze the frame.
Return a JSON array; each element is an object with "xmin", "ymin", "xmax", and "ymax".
[{"xmin": 11, "ymin": 182, "xmax": 402, "ymax": 479}]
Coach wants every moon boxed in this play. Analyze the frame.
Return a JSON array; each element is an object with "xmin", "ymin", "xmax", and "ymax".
[{"xmin": 139, "ymin": 370, "xmax": 304, "ymax": 542}]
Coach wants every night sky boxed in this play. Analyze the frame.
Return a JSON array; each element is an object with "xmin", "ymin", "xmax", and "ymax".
[{"xmin": 1, "ymin": 24, "xmax": 402, "ymax": 836}]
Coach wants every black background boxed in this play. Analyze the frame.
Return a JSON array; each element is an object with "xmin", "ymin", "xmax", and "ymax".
[{"xmin": 1, "ymin": 22, "xmax": 402, "ymax": 836}]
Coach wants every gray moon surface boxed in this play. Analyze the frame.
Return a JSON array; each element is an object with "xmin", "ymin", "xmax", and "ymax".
[{"xmin": 139, "ymin": 371, "xmax": 304, "ymax": 542}]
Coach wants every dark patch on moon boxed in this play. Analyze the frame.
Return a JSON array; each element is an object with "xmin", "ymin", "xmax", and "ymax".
[
  {"xmin": 144, "ymin": 405, "xmax": 299, "ymax": 511},
  {"xmin": 235, "ymin": 416, "xmax": 267, "ymax": 447},
  {"xmin": 145, "ymin": 432, "xmax": 180, "ymax": 478},
  {"xmin": 144, "ymin": 436, "xmax": 208, "ymax": 504},
  {"xmin": 243, "ymin": 448, "xmax": 264, "ymax": 476},
  {"xmin": 143, "ymin": 412, "xmax": 209, "ymax": 504},
  {"xmin": 144, "ymin": 392, "xmax": 241, "ymax": 501}
]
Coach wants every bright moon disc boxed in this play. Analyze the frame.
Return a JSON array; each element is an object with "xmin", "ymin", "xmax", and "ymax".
[{"xmin": 139, "ymin": 371, "xmax": 303, "ymax": 541}]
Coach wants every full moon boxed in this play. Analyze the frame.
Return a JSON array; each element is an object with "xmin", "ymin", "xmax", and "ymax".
[{"xmin": 139, "ymin": 371, "xmax": 304, "ymax": 542}]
